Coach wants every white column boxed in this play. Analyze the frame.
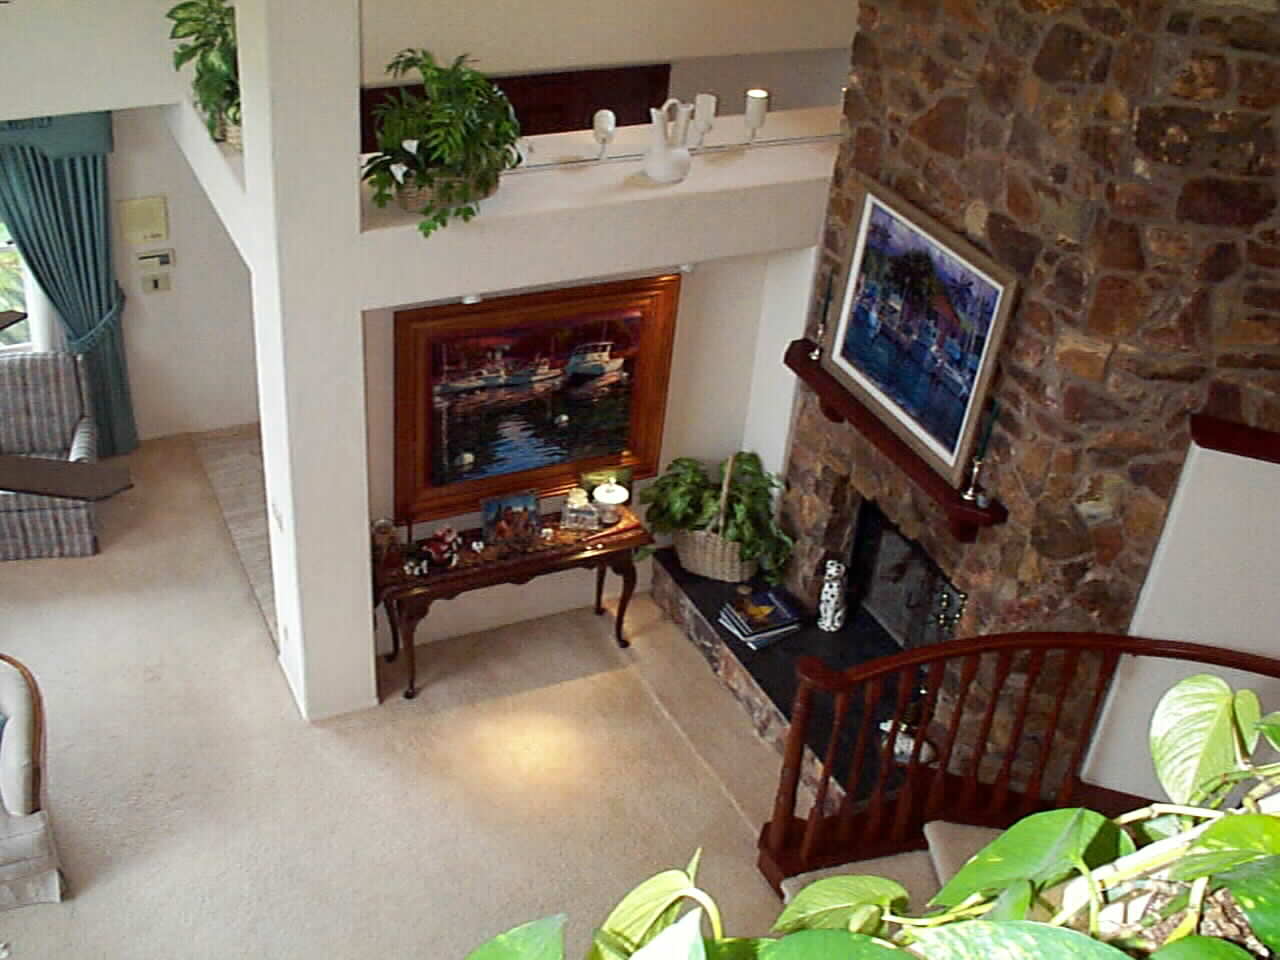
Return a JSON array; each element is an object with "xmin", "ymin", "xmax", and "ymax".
[{"xmin": 237, "ymin": 0, "xmax": 376, "ymax": 719}]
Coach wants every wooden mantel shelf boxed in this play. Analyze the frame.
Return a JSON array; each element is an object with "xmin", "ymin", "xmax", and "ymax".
[{"xmin": 784, "ymin": 338, "xmax": 1007, "ymax": 543}]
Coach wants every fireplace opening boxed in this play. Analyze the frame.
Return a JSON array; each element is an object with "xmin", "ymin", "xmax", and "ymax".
[
  {"xmin": 652, "ymin": 500, "xmax": 967, "ymax": 803},
  {"xmin": 846, "ymin": 499, "xmax": 965, "ymax": 651}
]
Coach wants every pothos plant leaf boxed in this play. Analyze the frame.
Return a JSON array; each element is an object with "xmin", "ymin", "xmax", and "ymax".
[
  {"xmin": 1150, "ymin": 674, "xmax": 1244, "ymax": 804},
  {"xmin": 911, "ymin": 920, "xmax": 1133, "ymax": 959},
  {"xmin": 1214, "ymin": 854, "xmax": 1280, "ymax": 954},
  {"xmin": 703, "ymin": 939, "xmax": 768, "ymax": 960},
  {"xmin": 1172, "ymin": 813, "xmax": 1280, "ymax": 882},
  {"xmin": 984, "ymin": 877, "xmax": 1034, "ymax": 922},
  {"xmin": 586, "ymin": 853, "xmax": 710, "ymax": 960},
  {"xmin": 772, "ymin": 876, "xmax": 908, "ymax": 934},
  {"xmin": 464, "ymin": 914, "xmax": 566, "ymax": 960},
  {"xmin": 758, "ymin": 930, "xmax": 905, "ymax": 959},
  {"xmin": 931, "ymin": 808, "xmax": 1133, "ymax": 908},
  {"xmin": 631, "ymin": 907, "xmax": 705, "ymax": 960},
  {"xmin": 1148, "ymin": 935, "xmax": 1255, "ymax": 960},
  {"xmin": 1235, "ymin": 689, "xmax": 1262, "ymax": 755},
  {"xmin": 1257, "ymin": 710, "xmax": 1280, "ymax": 751}
]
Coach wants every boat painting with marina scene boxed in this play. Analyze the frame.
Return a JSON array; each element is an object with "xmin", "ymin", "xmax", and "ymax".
[
  {"xmin": 394, "ymin": 274, "xmax": 680, "ymax": 524},
  {"xmin": 823, "ymin": 174, "xmax": 1015, "ymax": 488},
  {"xmin": 430, "ymin": 310, "xmax": 640, "ymax": 487}
]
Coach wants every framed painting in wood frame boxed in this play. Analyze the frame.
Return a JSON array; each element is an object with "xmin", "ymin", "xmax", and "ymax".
[
  {"xmin": 395, "ymin": 274, "xmax": 680, "ymax": 524},
  {"xmin": 820, "ymin": 172, "xmax": 1016, "ymax": 488}
]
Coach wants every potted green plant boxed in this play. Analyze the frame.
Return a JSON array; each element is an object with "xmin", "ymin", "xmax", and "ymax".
[
  {"xmin": 361, "ymin": 49, "xmax": 522, "ymax": 238},
  {"xmin": 639, "ymin": 452, "xmax": 793, "ymax": 584},
  {"xmin": 465, "ymin": 673, "xmax": 1280, "ymax": 959},
  {"xmin": 166, "ymin": 0, "xmax": 241, "ymax": 146}
]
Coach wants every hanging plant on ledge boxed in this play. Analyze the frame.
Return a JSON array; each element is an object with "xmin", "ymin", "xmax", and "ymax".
[
  {"xmin": 166, "ymin": 0, "xmax": 241, "ymax": 147},
  {"xmin": 361, "ymin": 49, "xmax": 523, "ymax": 238}
]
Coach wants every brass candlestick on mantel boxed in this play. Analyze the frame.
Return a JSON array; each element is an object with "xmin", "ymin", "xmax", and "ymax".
[
  {"xmin": 961, "ymin": 456, "xmax": 984, "ymax": 502},
  {"xmin": 809, "ymin": 273, "xmax": 834, "ymax": 361}
]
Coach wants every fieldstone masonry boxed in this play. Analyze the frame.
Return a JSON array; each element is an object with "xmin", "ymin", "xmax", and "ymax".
[{"xmin": 784, "ymin": 0, "xmax": 1280, "ymax": 641}]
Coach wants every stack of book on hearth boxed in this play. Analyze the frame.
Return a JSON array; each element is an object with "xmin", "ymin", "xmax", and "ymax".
[{"xmin": 718, "ymin": 586, "xmax": 801, "ymax": 650}]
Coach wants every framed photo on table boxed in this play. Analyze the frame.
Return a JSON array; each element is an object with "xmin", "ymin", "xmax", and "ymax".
[
  {"xmin": 820, "ymin": 173, "xmax": 1016, "ymax": 489},
  {"xmin": 395, "ymin": 274, "xmax": 680, "ymax": 524}
]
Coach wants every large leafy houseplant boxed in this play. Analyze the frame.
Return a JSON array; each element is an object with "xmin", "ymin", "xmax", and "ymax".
[
  {"xmin": 639, "ymin": 453, "xmax": 794, "ymax": 584},
  {"xmin": 166, "ymin": 0, "xmax": 240, "ymax": 142},
  {"xmin": 361, "ymin": 49, "xmax": 522, "ymax": 238},
  {"xmin": 466, "ymin": 673, "xmax": 1280, "ymax": 959}
]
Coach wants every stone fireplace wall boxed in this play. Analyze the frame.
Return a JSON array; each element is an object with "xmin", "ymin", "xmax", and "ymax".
[{"xmin": 784, "ymin": 0, "xmax": 1280, "ymax": 637}]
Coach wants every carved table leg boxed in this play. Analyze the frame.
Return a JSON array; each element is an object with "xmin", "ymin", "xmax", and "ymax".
[
  {"xmin": 384, "ymin": 599, "xmax": 401, "ymax": 664},
  {"xmin": 395, "ymin": 602, "xmax": 430, "ymax": 700},
  {"xmin": 594, "ymin": 563, "xmax": 607, "ymax": 615},
  {"xmin": 608, "ymin": 550, "xmax": 638, "ymax": 649}
]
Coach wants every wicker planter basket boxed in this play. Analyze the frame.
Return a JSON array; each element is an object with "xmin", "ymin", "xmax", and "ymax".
[
  {"xmin": 223, "ymin": 122, "xmax": 242, "ymax": 150},
  {"xmin": 396, "ymin": 176, "xmax": 498, "ymax": 213},
  {"xmin": 672, "ymin": 455, "xmax": 758, "ymax": 582}
]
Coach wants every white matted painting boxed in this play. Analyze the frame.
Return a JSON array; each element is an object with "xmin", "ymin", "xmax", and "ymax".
[{"xmin": 821, "ymin": 173, "xmax": 1017, "ymax": 488}]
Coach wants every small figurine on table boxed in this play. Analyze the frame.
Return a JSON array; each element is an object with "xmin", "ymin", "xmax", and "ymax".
[{"xmin": 403, "ymin": 525, "xmax": 461, "ymax": 577}]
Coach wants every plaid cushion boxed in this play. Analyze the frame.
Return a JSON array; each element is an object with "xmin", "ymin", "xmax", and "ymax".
[{"xmin": 0, "ymin": 353, "xmax": 87, "ymax": 455}]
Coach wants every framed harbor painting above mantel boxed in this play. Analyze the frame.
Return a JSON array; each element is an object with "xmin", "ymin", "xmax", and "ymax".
[
  {"xmin": 820, "ymin": 172, "xmax": 1016, "ymax": 489},
  {"xmin": 394, "ymin": 274, "xmax": 680, "ymax": 524}
]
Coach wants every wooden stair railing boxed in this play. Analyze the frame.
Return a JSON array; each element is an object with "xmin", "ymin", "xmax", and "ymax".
[{"xmin": 757, "ymin": 631, "xmax": 1280, "ymax": 894}]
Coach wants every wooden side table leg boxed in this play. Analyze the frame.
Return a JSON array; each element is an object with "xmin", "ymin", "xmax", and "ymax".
[
  {"xmin": 398, "ymin": 604, "xmax": 430, "ymax": 700},
  {"xmin": 384, "ymin": 600, "xmax": 401, "ymax": 664},
  {"xmin": 608, "ymin": 551, "xmax": 638, "ymax": 649},
  {"xmin": 594, "ymin": 563, "xmax": 607, "ymax": 615}
]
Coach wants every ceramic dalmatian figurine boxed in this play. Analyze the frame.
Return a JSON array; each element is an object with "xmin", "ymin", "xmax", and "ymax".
[{"xmin": 817, "ymin": 559, "xmax": 847, "ymax": 633}]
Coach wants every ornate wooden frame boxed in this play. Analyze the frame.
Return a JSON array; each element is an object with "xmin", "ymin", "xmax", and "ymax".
[{"xmin": 394, "ymin": 274, "xmax": 680, "ymax": 524}]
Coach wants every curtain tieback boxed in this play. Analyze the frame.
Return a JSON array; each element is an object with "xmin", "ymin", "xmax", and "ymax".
[{"xmin": 67, "ymin": 294, "xmax": 124, "ymax": 355}]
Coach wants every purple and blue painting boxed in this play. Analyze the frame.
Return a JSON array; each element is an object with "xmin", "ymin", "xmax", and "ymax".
[{"xmin": 837, "ymin": 196, "xmax": 1004, "ymax": 462}]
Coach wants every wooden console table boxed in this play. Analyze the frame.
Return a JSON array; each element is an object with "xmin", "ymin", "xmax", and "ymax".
[{"xmin": 372, "ymin": 507, "xmax": 653, "ymax": 699}]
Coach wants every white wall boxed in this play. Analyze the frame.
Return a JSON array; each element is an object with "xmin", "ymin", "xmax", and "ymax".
[
  {"xmin": 360, "ymin": 0, "xmax": 858, "ymax": 82},
  {"xmin": 1084, "ymin": 443, "xmax": 1280, "ymax": 799},
  {"xmin": 669, "ymin": 50, "xmax": 849, "ymax": 113},
  {"xmin": 109, "ymin": 108, "xmax": 258, "ymax": 440},
  {"xmin": 741, "ymin": 248, "xmax": 815, "ymax": 478},
  {"xmin": 0, "ymin": 0, "xmax": 180, "ymax": 122}
]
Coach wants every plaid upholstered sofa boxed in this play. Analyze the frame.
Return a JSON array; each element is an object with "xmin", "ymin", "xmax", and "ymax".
[{"xmin": 0, "ymin": 352, "xmax": 99, "ymax": 561}]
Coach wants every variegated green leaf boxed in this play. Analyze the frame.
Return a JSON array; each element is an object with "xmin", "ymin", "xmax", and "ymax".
[
  {"xmin": 1215, "ymin": 855, "xmax": 1280, "ymax": 953},
  {"xmin": 703, "ymin": 939, "xmax": 766, "ymax": 960},
  {"xmin": 932, "ymin": 809, "xmax": 1132, "ymax": 908},
  {"xmin": 632, "ymin": 908, "xmax": 705, "ymax": 960},
  {"xmin": 759, "ymin": 930, "xmax": 904, "ymax": 959},
  {"xmin": 586, "ymin": 867, "xmax": 702, "ymax": 960},
  {"xmin": 912, "ymin": 921, "xmax": 1132, "ymax": 959},
  {"xmin": 1235, "ymin": 690, "xmax": 1262, "ymax": 755},
  {"xmin": 1150, "ymin": 675, "xmax": 1240, "ymax": 803},
  {"xmin": 774, "ymin": 876, "xmax": 908, "ymax": 934},
  {"xmin": 465, "ymin": 914, "xmax": 565, "ymax": 960},
  {"xmin": 1150, "ymin": 935, "xmax": 1255, "ymax": 959},
  {"xmin": 985, "ymin": 878, "xmax": 1033, "ymax": 922},
  {"xmin": 1258, "ymin": 711, "xmax": 1280, "ymax": 751}
]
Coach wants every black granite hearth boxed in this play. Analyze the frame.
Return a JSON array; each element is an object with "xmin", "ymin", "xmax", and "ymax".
[
  {"xmin": 655, "ymin": 547, "xmax": 903, "ymax": 713},
  {"xmin": 651, "ymin": 548, "xmax": 911, "ymax": 794}
]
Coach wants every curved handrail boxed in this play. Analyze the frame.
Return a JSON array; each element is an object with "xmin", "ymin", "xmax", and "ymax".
[
  {"xmin": 795, "ymin": 632, "xmax": 1280, "ymax": 693},
  {"xmin": 758, "ymin": 632, "xmax": 1280, "ymax": 893}
]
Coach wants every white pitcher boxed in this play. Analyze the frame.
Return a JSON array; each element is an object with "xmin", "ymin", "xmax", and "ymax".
[{"xmin": 643, "ymin": 98, "xmax": 692, "ymax": 184}]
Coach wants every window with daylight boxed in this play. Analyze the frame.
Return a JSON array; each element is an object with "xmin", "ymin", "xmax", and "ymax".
[{"xmin": 0, "ymin": 220, "xmax": 29, "ymax": 348}]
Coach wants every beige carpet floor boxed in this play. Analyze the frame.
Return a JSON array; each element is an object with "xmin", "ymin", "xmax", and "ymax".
[{"xmin": 0, "ymin": 435, "xmax": 784, "ymax": 957}]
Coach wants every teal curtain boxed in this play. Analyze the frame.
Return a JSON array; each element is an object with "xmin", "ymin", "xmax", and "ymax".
[{"xmin": 0, "ymin": 144, "xmax": 138, "ymax": 456}]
